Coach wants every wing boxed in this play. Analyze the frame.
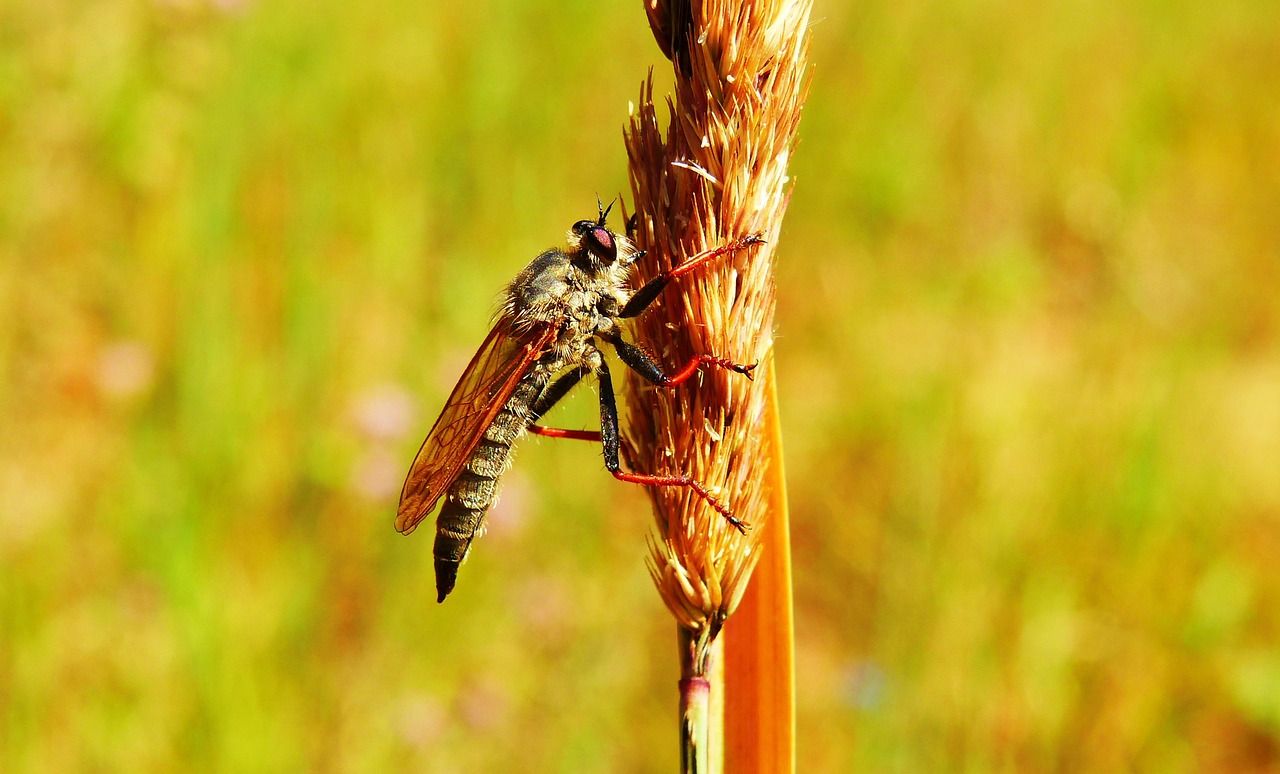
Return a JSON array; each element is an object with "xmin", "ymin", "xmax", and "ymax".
[{"xmin": 396, "ymin": 322, "xmax": 553, "ymax": 535}]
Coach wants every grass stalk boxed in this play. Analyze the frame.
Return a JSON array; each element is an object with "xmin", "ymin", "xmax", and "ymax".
[{"xmin": 678, "ymin": 629, "xmax": 722, "ymax": 772}]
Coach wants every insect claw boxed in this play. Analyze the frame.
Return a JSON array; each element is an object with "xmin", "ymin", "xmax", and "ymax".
[
  {"xmin": 720, "ymin": 359, "xmax": 758, "ymax": 381},
  {"xmin": 718, "ymin": 506, "xmax": 750, "ymax": 534}
]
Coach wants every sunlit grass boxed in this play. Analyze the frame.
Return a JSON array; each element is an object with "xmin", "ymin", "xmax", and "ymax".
[{"xmin": 2, "ymin": 0, "xmax": 1278, "ymax": 770}]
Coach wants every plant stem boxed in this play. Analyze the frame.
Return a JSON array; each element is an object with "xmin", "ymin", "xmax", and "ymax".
[{"xmin": 679, "ymin": 628, "xmax": 724, "ymax": 774}]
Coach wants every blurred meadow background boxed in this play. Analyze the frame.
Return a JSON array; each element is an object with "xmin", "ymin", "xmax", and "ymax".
[{"xmin": 2, "ymin": 0, "xmax": 1279, "ymax": 770}]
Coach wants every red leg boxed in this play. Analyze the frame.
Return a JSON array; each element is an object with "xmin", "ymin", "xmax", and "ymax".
[
  {"xmin": 666, "ymin": 232, "xmax": 766, "ymax": 280},
  {"xmin": 620, "ymin": 232, "xmax": 766, "ymax": 318},
  {"xmin": 596, "ymin": 360, "xmax": 748, "ymax": 534},
  {"xmin": 528, "ymin": 425, "xmax": 602, "ymax": 441},
  {"xmin": 663, "ymin": 354, "xmax": 757, "ymax": 388},
  {"xmin": 611, "ymin": 470, "xmax": 749, "ymax": 533}
]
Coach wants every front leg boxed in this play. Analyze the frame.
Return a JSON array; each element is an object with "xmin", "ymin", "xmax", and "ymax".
[
  {"xmin": 605, "ymin": 331, "xmax": 756, "ymax": 387},
  {"xmin": 619, "ymin": 232, "xmax": 766, "ymax": 318}
]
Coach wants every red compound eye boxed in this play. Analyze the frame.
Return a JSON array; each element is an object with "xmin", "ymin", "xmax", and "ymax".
[
  {"xmin": 586, "ymin": 227, "xmax": 616, "ymax": 262},
  {"xmin": 570, "ymin": 218, "xmax": 618, "ymax": 263}
]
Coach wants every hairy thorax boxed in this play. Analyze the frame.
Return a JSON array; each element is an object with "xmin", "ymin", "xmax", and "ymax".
[{"xmin": 502, "ymin": 245, "xmax": 633, "ymax": 372}]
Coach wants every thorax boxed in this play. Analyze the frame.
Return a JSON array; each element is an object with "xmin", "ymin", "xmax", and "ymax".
[{"xmin": 504, "ymin": 251, "xmax": 630, "ymax": 367}]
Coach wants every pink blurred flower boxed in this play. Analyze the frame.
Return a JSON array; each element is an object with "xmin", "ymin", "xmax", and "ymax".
[
  {"xmin": 456, "ymin": 677, "xmax": 510, "ymax": 733},
  {"xmin": 351, "ymin": 448, "xmax": 402, "ymax": 501},
  {"xmin": 350, "ymin": 384, "xmax": 417, "ymax": 441},
  {"xmin": 95, "ymin": 340, "xmax": 155, "ymax": 401},
  {"xmin": 396, "ymin": 693, "xmax": 447, "ymax": 750}
]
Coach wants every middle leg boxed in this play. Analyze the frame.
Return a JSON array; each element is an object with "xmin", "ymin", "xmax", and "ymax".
[
  {"xmin": 605, "ymin": 331, "xmax": 756, "ymax": 388},
  {"xmin": 595, "ymin": 359, "xmax": 747, "ymax": 533}
]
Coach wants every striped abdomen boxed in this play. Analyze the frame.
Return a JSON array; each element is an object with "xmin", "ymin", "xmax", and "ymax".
[{"xmin": 433, "ymin": 372, "xmax": 547, "ymax": 602}]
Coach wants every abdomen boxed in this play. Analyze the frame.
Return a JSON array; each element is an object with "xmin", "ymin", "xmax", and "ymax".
[{"xmin": 433, "ymin": 372, "xmax": 546, "ymax": 602}]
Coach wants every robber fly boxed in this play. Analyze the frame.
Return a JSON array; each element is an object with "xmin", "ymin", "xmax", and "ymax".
[{"xmin": 397, "ymin": 202, "xmax": 764, "ymax": 602}]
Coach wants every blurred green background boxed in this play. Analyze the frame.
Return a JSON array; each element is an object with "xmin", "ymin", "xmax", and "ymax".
[{"xmin": 2, "ymin": 0, "xmax": 1278, "ymax": 770}]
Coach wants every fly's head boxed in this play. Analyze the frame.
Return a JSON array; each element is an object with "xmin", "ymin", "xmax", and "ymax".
[
  {"xmin": 568, "ymin": 198, "xmax": 641, "ymax": 271},
  {"xmin": 570, "ymin": 217, "xmax": 618, "ymax": 265}
]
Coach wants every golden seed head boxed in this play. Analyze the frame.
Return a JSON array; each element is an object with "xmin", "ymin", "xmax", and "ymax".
[{"xmin": 625, "ymin": 0, "xmax": 811, "ymax": 635}]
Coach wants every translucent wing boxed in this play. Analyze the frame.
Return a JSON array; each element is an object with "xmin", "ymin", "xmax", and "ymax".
[{"xmin": 396, "ymin": 322, "xmax": 553, "ymax": 534}]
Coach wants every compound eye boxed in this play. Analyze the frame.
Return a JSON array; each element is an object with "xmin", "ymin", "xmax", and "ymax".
[
  {"xmin": 584, "ymin": 226, "xmax": 617, "ymax": 262},
  {"xmin": 571, "ymin": 220, "xmax": 595, "ymax": 235}
]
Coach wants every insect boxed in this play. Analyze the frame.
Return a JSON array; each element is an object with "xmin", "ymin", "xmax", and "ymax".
[{"xmin": 397, "ymin": 202, "xmax": 764, "ymax": 602}]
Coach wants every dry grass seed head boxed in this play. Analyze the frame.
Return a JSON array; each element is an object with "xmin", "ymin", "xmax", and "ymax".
[{"xmin": 626, "ymin": 0, "xmax": 811, "ymax": 636}]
